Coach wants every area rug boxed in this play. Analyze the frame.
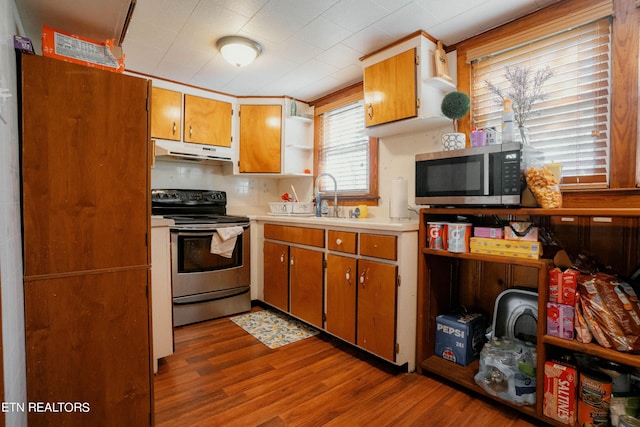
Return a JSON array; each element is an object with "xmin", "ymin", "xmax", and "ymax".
[{"xmin": 230, "ymin": 310, "xmax": 319, "ymax": 349}]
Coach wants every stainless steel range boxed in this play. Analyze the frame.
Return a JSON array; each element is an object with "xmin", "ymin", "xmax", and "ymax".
[{"xmin": 152, "ymin": 189, "xmax": 251, "ymax": 326}]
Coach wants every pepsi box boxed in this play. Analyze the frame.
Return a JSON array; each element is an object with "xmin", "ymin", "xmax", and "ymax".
[{"xmin": 435, "ymin": 312, "xmax": 486, "ymax": 366}]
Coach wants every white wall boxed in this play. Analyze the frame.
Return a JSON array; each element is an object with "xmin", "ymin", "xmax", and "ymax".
[{"xmin": 0, "ymin": 0, "xmax": 27, "ymax": 425}]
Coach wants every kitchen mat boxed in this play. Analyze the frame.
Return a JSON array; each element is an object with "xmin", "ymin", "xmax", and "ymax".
[{"xmin": 230, "ymin": 309, "xmax": 319, "ymax": 349}]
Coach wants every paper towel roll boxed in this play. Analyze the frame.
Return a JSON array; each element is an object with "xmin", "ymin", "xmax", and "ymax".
[{"xmin": 389, "ymin": 177, "xmax": 408, "ymax": 219}]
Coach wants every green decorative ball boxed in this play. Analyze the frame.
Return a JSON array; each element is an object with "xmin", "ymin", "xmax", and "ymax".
[{"xmin": 441, "ymin": 91, "xmax": 470, "ymax": 120}]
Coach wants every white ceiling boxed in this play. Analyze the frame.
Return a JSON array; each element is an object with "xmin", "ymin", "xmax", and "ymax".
[{"xmin": 15, "ymin": 0, "xmax": 560, "ymax": 102}]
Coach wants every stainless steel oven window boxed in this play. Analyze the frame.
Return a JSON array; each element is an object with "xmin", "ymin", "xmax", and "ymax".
[{"xmin": 176, "ymin": 232, "xmax": 242, "ymax": 273}]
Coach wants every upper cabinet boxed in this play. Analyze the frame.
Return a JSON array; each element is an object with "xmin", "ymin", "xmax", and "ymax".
[
  {"xmin": 184, "ymin": 94, "xmax": 232, "ymax": 147},
  {"xmin": 151, "ymin": 87, "xmax": 182, "ymax": 141},
  {"xmin": 239, "ymin": 104, "xmax": 282, "ymax": 173},
  {"xmin": 237, "ymin": 98, "xmax": 314, "ymax": 176},
  {"xmin": 364, "ymin": 48, "xmax": 418, "ymax": 127},
  {"xmin": 361, "ymin": 31, "xmax": 457, "ymax": 137}
]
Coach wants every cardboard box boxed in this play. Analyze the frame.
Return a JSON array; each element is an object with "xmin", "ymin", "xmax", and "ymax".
[
  {"xmin": 504, "ymin": 222, "xmax": 539, "ymax": 241},
  {"xmin": 561, "ymin": 269, "xmax": 579, "ymax": 306},
  {"xmin": 435, "ymin": 313, "xmax": 486, "ymax": 366},
  {"xmin": 470, "ymin": 247, "xmax": 541, "ymax": 259},
  {"xmin": 544, "ymin": 361, "xmax": 578, "ymax": 425},
  {"xmin": 470, "ymin": 237, "xmax": 541, "ymax": 255},
  {"xmin": 547, "ymin": 302, "xmax": 575, "ymax": 340},
  {"xmin": 473, "ymin": 227, "xmax": 504, "ymax": 239},
  {"xmin": 549, "ymin": 268, "xmax": 562, "ymax": 303}
]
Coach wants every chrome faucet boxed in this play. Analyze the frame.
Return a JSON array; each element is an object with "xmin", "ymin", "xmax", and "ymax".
[{"xmin": 315, "ymin": 173, "xmax": 338, "ymax": 217}]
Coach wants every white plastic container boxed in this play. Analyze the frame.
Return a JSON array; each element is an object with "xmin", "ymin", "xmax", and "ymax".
[{"xmin": 268, "ymin": 202, "xmax": 314, "ymax": 215}]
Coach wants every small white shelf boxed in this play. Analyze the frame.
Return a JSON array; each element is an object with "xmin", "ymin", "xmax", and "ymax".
[
  {"xmin": 286, "ymin": 144, "xmax": 313, "ymax": 150},
  {"xmin": 289, "ymin": 114, "xmax": 313, "ymax": 123},
  {"xmin": 426, "ymin": 76, "xmax": 456, "ymax": 92}
]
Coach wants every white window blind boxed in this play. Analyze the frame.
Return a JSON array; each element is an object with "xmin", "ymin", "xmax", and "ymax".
[
  {"xmin": 318, "ymin": 100, "xmax": 369, "ymax": 194},
  {"xmin": 471, "ymin": 18, "xmax": 612, "ymax": 187}
]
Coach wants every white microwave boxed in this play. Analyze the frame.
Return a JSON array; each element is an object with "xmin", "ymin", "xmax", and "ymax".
[{"xmin": 415, "ymin": 143, "xmax": 523, "ymax": 206}]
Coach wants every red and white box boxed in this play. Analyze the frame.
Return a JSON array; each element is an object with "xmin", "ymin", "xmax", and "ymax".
[
  {"xmin": 549, "ymin": 268, "xmax": 562, "ymax": 303},
  {"xmin": 561, "ymin": 269, "xmax": 579, "ymax": 306},
  {"xmin": 547, "ymin": 302, "xmax": 575, "ymax": 340},
  {"xmin": 543, "ymin": 361, "xmax": 578, "ymax": 425}
]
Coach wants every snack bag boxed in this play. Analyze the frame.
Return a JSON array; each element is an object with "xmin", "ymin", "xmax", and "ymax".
[{"xmin": 525, "ymin": 164, "xmax": 562, "ymax": 208}]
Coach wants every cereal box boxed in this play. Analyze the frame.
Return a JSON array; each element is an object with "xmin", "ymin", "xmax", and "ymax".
[
  {"xmin": 549, "ymin": 268, "xmax": 562, "ymax": 303},
  {"xmin": 560, "ymin": 269, "xmax": 579, "ymax": 306},
  {"xmin": 543, "ymin": 361, "xmax": 577, "ymax": 425}
]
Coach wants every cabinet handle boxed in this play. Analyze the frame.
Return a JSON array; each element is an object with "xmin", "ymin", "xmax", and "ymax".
[
  {"xmin": 189, "ymin": 125, "xmax": 193, "ymax": 138},
  {"xmin": 280, "ymin": 253, "xmax": 285, "ymax": 263},
  {"xmin": 336, "ymin": 238, "xmax": 342, "ymax": 246},
  {"xmin": 367, "ymin": 103, "xmax": 373, "ymax": 119},
  {"xmin": 593, "ymin": 217, "xmax": 613, "ymax": 223},
  {"xmin": 345, "ymin": 267, "xmax": 351, "ymax": 284},
  {"xmin": 172, "ymin": 121, "xmax": 176, "ymax": 135},
  {"xmin": 290, "ymin": 256, "xmax": 294, "ymax": 266},
  {"xmin": 359, "ymin": 270, "xmax": 367, "ymax": 287}
]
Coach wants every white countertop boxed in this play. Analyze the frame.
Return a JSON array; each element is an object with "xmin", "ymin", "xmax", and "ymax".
[
  {"xmin": 151, "ymin": 215, "xmax": 175, "ymax": 227},
  {"xmin": 249, "ymin": 214, "xmax": 419, "ymax": 232}
]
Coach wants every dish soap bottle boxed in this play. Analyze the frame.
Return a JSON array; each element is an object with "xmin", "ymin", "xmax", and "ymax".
[{"xmin": 502, "ymin": 98, "xmax": 515, "ymax": 144}]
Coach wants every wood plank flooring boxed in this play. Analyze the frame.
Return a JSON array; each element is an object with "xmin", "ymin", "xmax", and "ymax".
[{"xmin": 153, "ymin": 308, "xmax": 540, "ymax": 426}]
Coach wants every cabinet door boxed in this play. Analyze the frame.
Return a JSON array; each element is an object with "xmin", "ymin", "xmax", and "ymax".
[
  {"xmin": 151, "ymin": 87, "xmax": 182, "ymax": 140},
  {"xmin": 290, "ymin": 247, "xmax": 324, "ymax": 327},
  {"xmin": 357, "ymin": 259, "xmax": 398, "ymax": 361},
  {"xmin": 25, "ymin": 270, "xmax": 151, "ymax": 426},
  {"xmin": 326, "ymin": 254, "xmax": 357, "ymax": 343},
  {"xmin": 184, "ymin": 94, "xmax": 232, "ymax": 147},
  {"xmin": 263, "ymin": 241, "xmax": 289, "ymax": 311},
  {"xmin": 239, "ymin": 104, "xmax": 282, "ymax": 173},
  {"xmin": 21, "ymin": 54, "xmax": 149, "ymax": 277},
  {"xmin": 363, "ymin": 49, "xmax": 417, "ymax": 127}
]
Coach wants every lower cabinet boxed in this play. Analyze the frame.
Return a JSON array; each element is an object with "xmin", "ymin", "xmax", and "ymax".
[
  {"xmin": 357, "ymin": 259, "xmax": 398, "ymax": 362},
  {"xmin": 290, "ymin": 247, "xmax": 324, "ymax": 327},
  {"xmin": 262, "ymin": 223, "xmax": 417, "ymax": 369},
  {"xmin": 263, "ymin": 241, "xmax": 290, "ymax": 311}
]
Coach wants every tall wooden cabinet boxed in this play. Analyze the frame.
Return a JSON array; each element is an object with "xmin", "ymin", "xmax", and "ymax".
[{"xmin": 20, "ymin": 54, "xmax": 153, "ymax": 426}]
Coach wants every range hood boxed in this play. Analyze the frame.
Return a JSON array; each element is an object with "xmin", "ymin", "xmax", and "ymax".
[{"xmin": 154, "ymin": 139, "xmax": 233, "ymax": 164}]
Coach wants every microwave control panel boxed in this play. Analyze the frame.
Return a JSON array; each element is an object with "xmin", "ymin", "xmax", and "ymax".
[{"xmin": 501, "ymin": 150, "xmax": 521, "ymax": 195}]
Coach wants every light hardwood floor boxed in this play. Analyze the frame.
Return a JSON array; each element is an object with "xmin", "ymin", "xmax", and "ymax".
[{"xmin": 153, "ymin": 307, "xmax": 540, "ymax": 426}]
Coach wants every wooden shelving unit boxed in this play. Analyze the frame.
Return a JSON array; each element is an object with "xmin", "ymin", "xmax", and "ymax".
[{"xmin": 416, "ymin": 207, "xmax": 640, "ymax": 425}]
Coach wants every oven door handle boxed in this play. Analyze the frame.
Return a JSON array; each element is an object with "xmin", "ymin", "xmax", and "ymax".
[
  {"xmin": 172, "ymin": 224, "xmax": 250, "ymax": 235},
  {"xmin": 173, "ymin": 286, "xmax": 250, "ymax": 305}
]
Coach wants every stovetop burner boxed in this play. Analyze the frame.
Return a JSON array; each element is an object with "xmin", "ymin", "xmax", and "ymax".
[{"xmin": 151, "ymin": 189, "xmax": 249, "ymax": 226}]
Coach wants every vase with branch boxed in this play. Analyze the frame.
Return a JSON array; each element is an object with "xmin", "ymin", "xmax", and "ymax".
[
  {"xmin": 485, "ymin": 65, "xmax": 553, "ymax": 145},
  {"xmin": 440, "ymin": 91, "xmax": 470, "ymax": 150}
]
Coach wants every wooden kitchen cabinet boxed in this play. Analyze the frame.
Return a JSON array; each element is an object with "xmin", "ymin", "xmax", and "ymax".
[
  {"xmin": 263, "ymin": 241, "xmax": 290, "ymax": 311},
  {"xmin": 151, "ymin": 87, "xmax": 182, "ymax": 141},
  {"xmin": 357, "ymin": 259, "xmax": 398, "ymax": 362},
  {"xmin": 290, "ymin": 246, "xmax": 324, "ymax": 327},
  {"xmin": 239, "ymin": 104, "xmax": 282, "ymax": 173},
  {"xmin": 20, "ymin": 54, "xmax": 152, "ymax": 425},
  {"xmin": 263, "ymin": 225, "xmax": 324, "ymax": 326},
  {"xmin": 184, "ymin": 94, "xmax": 233, "ymax": 147},
  {"xmin": 416, "ymin": 207, "xmax": 640, "ymax": 425},
  {"xmin": 326, "ymin": 254, "xmax": 357, "ymax": 342},
  {"xmin": 363, "ymin": 48, "xmax": 417, "ymax": 127}
]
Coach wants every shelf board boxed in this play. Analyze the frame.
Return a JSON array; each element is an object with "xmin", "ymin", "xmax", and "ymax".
[
  {"xmin": 420, "ymin": 207, "xmax": 640, "ymax": 217},
  {"xmin": 288, "ymin": 114, "xmax": 313, "ymax": 123},
  {"xmin": 425, "ymin": 76, "xmax": 456, "ymax": 91},
  {"xmin": 422, "ymin": 247, "xmax": 553, "ymax": 268},
  {"xmin": 285, "ymin": 144, "xmax": 313, "ymax": 151},
  {"xmin": 543, "ymin": 335, "xmax": 640, "ymax": 367},
  {"xmin": 420, "ymin": 355, "xmax": 537, "ymax": 418}
]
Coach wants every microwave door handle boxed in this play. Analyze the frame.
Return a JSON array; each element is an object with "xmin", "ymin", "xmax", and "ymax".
[{"xmin": 484, "ymin": 154, "xmax": 490, "ymax": 195}]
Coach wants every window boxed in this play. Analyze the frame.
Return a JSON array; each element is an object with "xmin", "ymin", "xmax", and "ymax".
[
  {"xmin": 471, "ymin": 18, "xmax": 612, "ymax": 187},
  {"xmin": 315, "ymin": 91, "xmax": 378, "ymax": 203}
]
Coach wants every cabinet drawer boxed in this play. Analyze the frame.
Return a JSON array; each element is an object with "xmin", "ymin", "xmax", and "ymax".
[
  {"xmin": 264, "ymin": 224, "xmax": 324, "ymax": 248},
  {"xmin": 328, "ymin": 230, "xmax": 357, "ymax": 254},
  {"xmin": 360, "ymin": 233, "xmax": 397, "ymax": 260}
]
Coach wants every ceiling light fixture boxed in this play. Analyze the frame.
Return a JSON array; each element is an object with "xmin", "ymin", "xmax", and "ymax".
[{"xmin": 216, "ymin": 36, "xmax": 263, "ymax": 67}]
